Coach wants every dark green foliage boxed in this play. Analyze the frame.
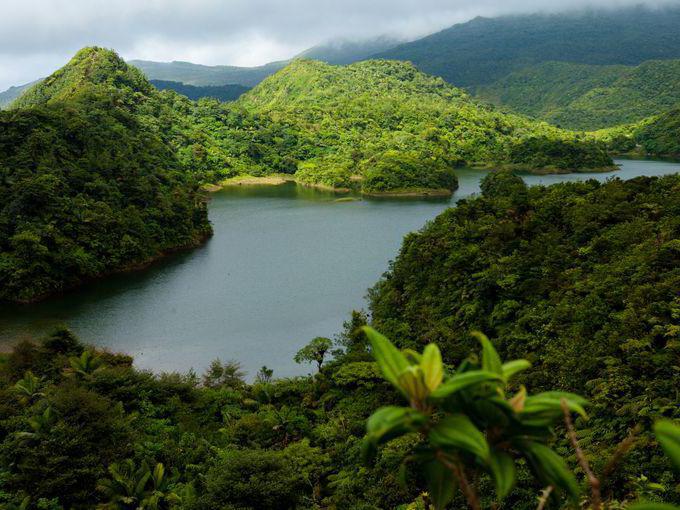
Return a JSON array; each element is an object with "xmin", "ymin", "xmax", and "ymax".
[
  {"xmin": 0, "ymin": 95, "xmax": 210, "ymax": 303},
  {"xmin": 196, "ymin": 441, "xmax": 328, "ymax": 509},
  {"xmin": 369, "ymin": 174, "xmax": 680, "ymax": 503},
  {"xmin": 0, "ymin": 385, "xmax": 133, "ymax": 507},
  {"xmin": 0, "ymin": 48, "xmax": 212, "ymax": 302},
  {"xmin": 478, "ymin": 60, "xmax": 680, "ymax": 130},
  {"xmin": 150, "ymin": 80, "xmax": 250, "ymax": 102},
  {"xmin": 634, "ymin": 108, "xmax": 680, "ymax": 157},
  {"xmin": 375, "ymin": 6, "xmax": 680, "ymax": 89}
]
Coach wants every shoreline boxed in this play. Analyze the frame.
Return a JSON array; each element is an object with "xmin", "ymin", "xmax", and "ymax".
[
  {"xmin": 205, "ymin": 163, "xmax": 622, "ymax": 197},
  {"xmin": 4, "ymin": 230, "xmax": 213, "ymax": 306}
]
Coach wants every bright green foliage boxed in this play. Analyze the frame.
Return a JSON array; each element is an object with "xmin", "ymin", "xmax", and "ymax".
[
  {"xmin": 234, "ymin": 59, "xmax": 612, "ymax": 193},
  {"xmin": 97, "ymin": 460, "xmax": 180, "ymax": 510},
  {"xmin": 11, "ymin": 372, "xmax": 44, "ymax": 405},
  {"xmin": 478, "ymin": 59, "xmax": 680, "ymax": 130},
  {"xmin": 293, "ymin": 337, "xmax": 333, "ymax": 371},
  {"xmin": 629, "ymin": 422, "xmax": 680, "ymax": 510},
  {"xmin": 594, "ymin": 106, "xmax": 680, "ymax": 157},
  {"xmin": 363, "ymin": 327, "xmax": 582, "ymax": 508},
  {"xmin": 370, "ymin": 173, "xmax": 680, "ymax": 502}
]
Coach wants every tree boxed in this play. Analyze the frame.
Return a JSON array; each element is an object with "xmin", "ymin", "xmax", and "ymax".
[
  {"xmin": 294, "ymin": 337, "xmax": 333, "ymax": 372},
  {"xmin": 255, "ymin": 366, "xmax": 274, "ymax": 384},
  {"xmin": 12, "ymin": 371, "xmax": 45, "ymax": 405},
  {"xmin": 97, "ymin": 460, "xmax": 180, "ymax": 510},
  {"xmin": 202, "ymin": 359, "xmax": 245, "ymax": 388},
  {"xmin": 362, "ymin": 326, "xmax": 586, "ymax": 510}
]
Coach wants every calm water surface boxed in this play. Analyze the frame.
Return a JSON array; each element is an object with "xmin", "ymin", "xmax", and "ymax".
[{"xmin": 1, "ymin": 158, "xmax": 678, "ymax": 378}]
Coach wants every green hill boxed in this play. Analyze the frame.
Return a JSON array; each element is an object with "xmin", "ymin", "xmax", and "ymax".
[
  {"xmin": 0, "ymin": 48, "xmax": 212, "ymax": 303},
  {"xmin": 374, "ymin": 6, "xmax": 680, "ymax": 89},
  {"xmin": 369, "ymin": 172, "xmax": 680, "ymax": 500},
  {"xmin": 478, "ymin": 59, "xmax": 680, "ymax": 130},
  {"xmin": 593, "ymin": 106, "xmax": 680, "ymax": 158},
  {"xmin": 233, "ymin": 59, "xmax": 613, "ymax": 193}
]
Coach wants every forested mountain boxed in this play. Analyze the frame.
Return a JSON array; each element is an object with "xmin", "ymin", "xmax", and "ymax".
[
  {"xmin": 150, "ymin": 79, "xmax": 250, "ymax": 101},
  {"xmin": 0, "ymin": 81, "xmax": 39, "ymax": 109},
  {"xmin": 598, "ymin": 107, "xmax": 680, "ymax": 157},
  {"xmin": 128, "ymin": 58, "xmax": 288, "ymax": 87},
  {"xmin": 233, "ymin": 59, "xmax": 612, "ymax": 193},
  {"xmin": 478, "ymin": 59, "xmax": 680, "ymax": 130},
  {"xmin": 1, "ymin": 174, "xmax": 678, "ymax": 509},
  {"xmin": 130, "ymin": 36, "xmax": 402, "ymax": 87},
  {"xmin": 375, "ymin": 6, "xmax": 680, "ymax": 89},
  {"xmin": 294, "ymin": 36, "xmax": 402, "ymax": 65},
  {"xmin": 0, "ymin": 48, "xmax": 212, "ymax": 303}
]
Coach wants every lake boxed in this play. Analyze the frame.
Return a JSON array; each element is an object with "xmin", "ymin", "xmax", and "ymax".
[{"xmin": 1, "ymin": 158, "xmax": 678, "ymax": 378}]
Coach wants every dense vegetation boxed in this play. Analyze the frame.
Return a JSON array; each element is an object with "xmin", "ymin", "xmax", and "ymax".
[
  {"xmin": 595, "ymin": 107, "xmax": 680, "ymax": 158},
  {"xmin": 478, "ymin": 59, "xmax": 680, "ymax": 130},
  {"xmin": 369, "ymin": 172, "xmax": 680, "ymax": 506},
  {"xmin": 149, "ymin": 80, "xmax": 250, "ymax": 102},
  {"xmin": 375, "ymin": 6, "xmax": 680, "ymax": 89},
  {"xmin": 0, "ymin": 174, "xmax": 678, "ymax": 508},
  {"xmin": 0, "ymin": 49, "xmax": 212, "ymax": 303},
  {"xmin": 232, "ymin": 59, "xmax": 613, "ymax": 192}
]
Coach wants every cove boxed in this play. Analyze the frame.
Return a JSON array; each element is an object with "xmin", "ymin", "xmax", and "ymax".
[{"xmin": 1, "ymin": 158, "xmax": 678, "ymax": 378}]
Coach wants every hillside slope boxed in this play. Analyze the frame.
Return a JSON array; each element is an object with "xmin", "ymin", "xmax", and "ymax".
[
  {"xmin": 0, "ymin": 81, "xmax": 39, "ymax": 109},
  {"xmin": 234, "ymin": 59, "xmax": 613, "ymax": 193},
  {"xmin": 375, "ymin": 6, "xmax": 680, "ymax": 89},
  {"xmin": 369, "ymin": 172, "xmax": 680, "ymax": 498},
  {"xmin": 0, "ymin": 48, "xmax": 212, "ymax": 302},
  {"xmin": 478, "ymin": 59, "xmax": 680, "ymax": 130}
]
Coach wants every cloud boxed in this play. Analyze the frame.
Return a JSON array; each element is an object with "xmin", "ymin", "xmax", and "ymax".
[{"xmin": 0, "ymin": 0, "xmax": 678, "ymax": 89}]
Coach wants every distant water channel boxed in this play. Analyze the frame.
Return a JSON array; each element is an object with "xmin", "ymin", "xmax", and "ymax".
[{"xmin": 1, "ymin": 158, "xmax": 678, "ymax": 378}]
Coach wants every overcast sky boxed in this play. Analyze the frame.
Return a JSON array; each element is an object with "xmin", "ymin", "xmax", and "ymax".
[{"xmin": 1, "ymin": 0, "xmax": 679, "ymax": 90}]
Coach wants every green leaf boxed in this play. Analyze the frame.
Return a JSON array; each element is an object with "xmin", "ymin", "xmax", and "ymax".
[
  {"xmin": 655, "ymin": 420, "xmax": 680, "ymax": 472},
  {"xmin": 425, "ymin": 460, "xmax": 456, "ymax": 510},
  {"xmin": 397, "ymin": 366, "xmax": 429, "ymax": 402},
  {"xmin": 627, "ymin": 504, "xmax": 680, "ymax": 510},
  {"xmin": 472, "ymin": 331, "xmax": 502, "ymax": 376},
  {"xmin": 366, "ymin": 406, "xmax": 428, "ymax": 446},
  {"xmin": 364, "ymin": 406, "xmax": 428, "ymax": 462},
  {"xmin": 488, "ymin": 450, "xmax": 516, "ymax": 500},
  {"xmin": 522, "ymin": 442, "xmax": 579, "ymax": 502},
  {"xmin": 501, "ymin": 359, "xmax": 531, "ymax": 381},
  {"xmin": 421, "ymin": 344, "xmax": 444, "ymax": 392},
  {"xmin": 429, "ymin": 414, "xmax": 490, "ymax": 461},
  {"xmin": 430, "ymin": 370, "xmax": 502, "ymax": 399},
  {"xmin": 363, "ymin": 326, "xmax": 411, "ymax": 394}
]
